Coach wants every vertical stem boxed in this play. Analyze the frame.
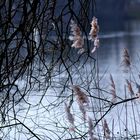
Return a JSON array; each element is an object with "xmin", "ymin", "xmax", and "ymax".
[
  {"xmin": 96, "ymin": 48, "xmax": 104, "ymax": 139},
  {"xmin": 125, "ymin": 85, "xmax": 128, "ymax": 139}
]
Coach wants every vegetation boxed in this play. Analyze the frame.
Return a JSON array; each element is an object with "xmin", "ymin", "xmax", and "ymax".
[{"xmin": 0, "ymin": 0, "xmax": 140, "ymax": 139}]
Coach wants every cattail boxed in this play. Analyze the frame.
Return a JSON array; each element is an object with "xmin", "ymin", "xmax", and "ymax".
[
  {"xmin": 69, "ymin": 20, "xmax": 84, "ymax": 50},
  {"xmin": 89, "ymin": 17, "xmax": 100, "ymax": 53},
  {"xmin": 123, "ymin": 48, "xmax": 131, "ymax": 67},
  {"xmin": 73, "ymin": 85, "xmax": 89, "ymax": 106},
  {"xmin": 91, "ymin": 37, "xmax": 100, "ymax": 53},
  {"xmin": 65, "ymin": 103, "xmax": 74, "ymax": 129},
  {"xmin": 136, "ymin": 83, "xmax": 140, "ymax": 93},
  {"xmin": 94, "ymin": 37, "xmax": 100, "ymax": 47},
  {"xmin": 110, "ymin": 74, "xmax": 117, "ymax": 103},
  {"xmin": 88, "ymin": 117, "xmax": 98, "ymax": 140},
  {"xmin": 89, "ymin": 17, "xmax": 99, "ymax": 41},
  {"xmin": 126, "ymin": 79, "xmax": 134, "ymax": 96},
  {"xmin": 122, "ymin": 48, "xmax": 131, "ymax": 72},
  {"xmin": 103, "ymin": 119, "xmax": 110, "ymax": 139},
  {"xmin": 72, "ymin": 85, "xmax": 89, "ymax": 120}
]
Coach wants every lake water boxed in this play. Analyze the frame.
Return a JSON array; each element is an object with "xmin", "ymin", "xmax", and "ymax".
[
  {"xmin": 99, "ymin": 19, "xmax": 140, "ymax": 73},
  {"xmin": 1, "ymin": 19, "xmax": 140, "ymax": 140},
  {"xmin": 96, "ymin": 19, "xmax": 140, "ymax": 139}
]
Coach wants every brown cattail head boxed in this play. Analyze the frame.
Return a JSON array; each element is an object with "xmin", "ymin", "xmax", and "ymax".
[
  {"xmin": 69, "ymin": 20, "xmax": 84, "ymax": 49},
  {"xmin": 72, "ymin": 85, "xmax": 89, "ymax": 120},
  {"xmin": 89, "ymin": 17, "xmax": 99, "ymax": 41},
  {"xmin": 65, "ymin": 103, "xmax": 74, "ymax": 126},
  {"xmin": 89, "ymin": 17, "xmax": 100, "ymax": 54},
  {"xmin": 71, "ymin": 36, "xmax": 84, "ymax": 49},
  {"xmin": 110, "ymin": 74, "xmax": 117, "ymax": 102},
  {"xmin": 126, "ymin": 79, "xmax": 134, "ymax": 96},
  {"xmin": 72, "ymin": 85, "xmax": 89, "ymax": 106},
  {"xmin": 122, "ymin": 48, "xmax": 131, "ymax": 72},
  {"xmin": 103, "ymin": 119, "xmax": 110, "ymax": 139}
]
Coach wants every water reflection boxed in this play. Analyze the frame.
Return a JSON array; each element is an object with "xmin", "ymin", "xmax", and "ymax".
[
  {"xmin": 93, "ymin": 19, "xmax": 140, "ymax": 101},
  {"xmin": 98, "ymin": 19, "xmax": 140, "ymax": 74},
  {"xmin": 92, "ymin": 19, "xmax": 140, "ymax": 137},
  {"xmin": 4, "ymin": 19, "xmax": 140, "ymax": 139}
]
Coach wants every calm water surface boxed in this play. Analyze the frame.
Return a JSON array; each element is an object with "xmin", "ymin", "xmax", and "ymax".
[
  {"xmin": 99, "ymin": 19, "xmax": 140, "ymax": 71},
  {"xmin": 98, "ymin": 19, "xmax": 140, "ymax": 91},
  {"xmin": 2, "ymin": 19, "xmax": 140, "ymax": 139}
]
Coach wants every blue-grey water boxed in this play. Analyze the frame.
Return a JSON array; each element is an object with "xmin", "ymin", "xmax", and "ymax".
[{"xmin": 2, "ymin": 19, "xmax": 140, "ymax": 140}]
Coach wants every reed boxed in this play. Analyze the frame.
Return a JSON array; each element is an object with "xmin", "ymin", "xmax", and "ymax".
[
  {"xmin": 69, "ymin": 20, "xmax": 85, "ymax": 54},
  {"xmin": 126, "ymin": 79, "xmax": 134, "ymax": 96},
  {"xmin": 65, "ymin": 103, "xmax": 75, "ymax": 130},
  {"xmin": 103, "ymin": 119, "xmax": 110, "ymax": 139},
  {"xmin": 110, "ymin": 74, "xmax": 117, "ymax": 102},
  {"xmin": 89, "ymin": 17, "xmax": 100, "ymax": 53},
  {"xmin": 72, "ymin": 85, "xmax": 89, "ymax": 120},
  {"xmin": 122, "ymin": 48, "xmax": 131, "ymax": 72}
]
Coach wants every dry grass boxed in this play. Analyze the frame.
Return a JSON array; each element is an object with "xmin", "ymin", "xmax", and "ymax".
[
  {"xmin": 122, "ymin": 48, "xmax": 131, "ymax": 72},
  {"xmin": 110, "ymin": 74, "xmax": 117, "ymax": 102}
]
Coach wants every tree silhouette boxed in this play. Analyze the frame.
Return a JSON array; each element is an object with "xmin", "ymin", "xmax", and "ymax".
[{"xmin": 0, "ymin": 0, "xmax": 96, "ymax": 139}]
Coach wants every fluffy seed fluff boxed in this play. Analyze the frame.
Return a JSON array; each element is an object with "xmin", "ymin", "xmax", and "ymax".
[
  {"xmin": 69, "ymin": 20, "xmax": 84, "ymax": 53},
  {"xmin": 122, "ymin": 48, "xmax": 131, "ymax": 72},
  {"xmin": 91, "ymin": 37, "xmax": 100, "ymax": 53},
  {"xmin": 110, "ymin": 74, "xmax": 117, "ymax": 103},
  {"xmin": 89, "ymin": 17, "xmax": 100, "ymax": 53},
  {"xmin": 103, "ymin": 119, "xmax": 110, "ymax": 139},
  {"xmin": 89, "ymin": 17, "xmax": 99, "ymax": 41},
  {"xmin": 72, "ymin": 85, "xmax": 89, "ymax": 106},
  {"xmin": 126, "ymin": 79, "xmax": 134, "ymax": 96},
  {"xmin": 65, "ymin": 103, "xmax": 74, "ymax": 128},
  {"xmin": 72, "ymin": 85, "xmax": 89, "ymax": 120}
]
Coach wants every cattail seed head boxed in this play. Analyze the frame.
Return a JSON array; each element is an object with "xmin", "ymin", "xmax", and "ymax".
[
  {"xmin": 122, "ymin": 48, "xmax": 131, "ymax": 72},
  {"xmin": 89, "ymin": 17, "xmax": 100, "ymax": 53},
  {"xmin": 89, "ymin": 17, "xmax": 99, "ymax": 41},
  {"xmin": 72, "ymin": 85, "xmax": 89, "ymax": 120},
  {"xmin": 72, "ymin": 85, "xmax": 89, "ymax": 106},
  {"xmin": 126, "ymin": 79, "xmax": 134, "ymax": 96},
  {"xmin": 69, "ymin": 20, "xmax": 84, "ymax": 49}
]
